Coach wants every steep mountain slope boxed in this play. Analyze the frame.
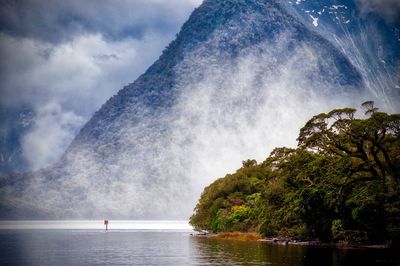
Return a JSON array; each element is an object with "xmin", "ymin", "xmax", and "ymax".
[
  {"xmin": 283, "ymin": 0, "xmax": 400, "ymax": 109},
  {"xmin": 0, "ymin": 0, "xmax": 395, "ymax": 219}
]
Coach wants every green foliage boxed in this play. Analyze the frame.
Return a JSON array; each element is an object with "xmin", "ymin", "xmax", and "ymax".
[
  {"xmin": 331, "ymin": 219, "xmax": 346, "ymax": 241},
  {"xmin": 190, "ymin": 103, "xmax": 400, "ymax": 246},
  {"xmin": 189, "ymin": 159, "xmax": 266, "ymax": 232}
]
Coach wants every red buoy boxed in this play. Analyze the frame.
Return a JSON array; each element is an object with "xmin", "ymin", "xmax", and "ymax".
[{"xmin": 104, "ymin": 219, "xmax": 109, "ymax": 231}]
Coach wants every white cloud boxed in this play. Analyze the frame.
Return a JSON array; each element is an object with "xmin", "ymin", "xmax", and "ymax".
[
  {"xmin": 21, "ymin": 101, "xmax": 84, "ymax": 170},
  {"xmin": 0, "ymin": 31, "xmax": 177, "ymax": 169},
  {"xmin": 0, "ymin": 31, "xmax": 175, "ymax": 111}
]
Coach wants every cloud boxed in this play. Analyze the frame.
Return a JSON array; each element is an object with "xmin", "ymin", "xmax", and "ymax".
[
  {"xmin": 21, "ymin": 101, "xmax": 84, "ymax": 170},
  {"xmin": 0, "ymin": 0, "xmax": 203, "ymax": 43},
  {"xmin": 0, "ymin": 0, "xmax": 202, "ymax": 170},
  {"xmin": 0, "ymin": 32, "xmax": 168, "ymax": 111},
  {"xmin": 0, "ymin": 32, "xmax": 173, "ymax": 170},
  {"xmin": 355, "ymin": 0, "xmax": 400, "ymax": 22}
]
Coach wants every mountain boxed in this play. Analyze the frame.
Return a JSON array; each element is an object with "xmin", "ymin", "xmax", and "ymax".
[
  {"xmin": 0, "ymin": 106, "xmax": 33, "ymax": 175},
  {"xmin": 283, "ymin": 0, "xmax": 400, "ymax": 108},
  {"xmin": 1, "ymin": 0, "xmax": 398, "ymax": 219}
]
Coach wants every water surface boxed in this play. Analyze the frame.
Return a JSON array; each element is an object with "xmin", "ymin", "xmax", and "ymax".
[
  {"xmin": 0, "ymin": 221, "xmax": 398, "ymax": 265},
  {"xmin": 0, "ymin": 220, "xmax": 192, "ymax": 230}
]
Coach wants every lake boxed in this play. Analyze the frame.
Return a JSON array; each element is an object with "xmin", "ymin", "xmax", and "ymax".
[{"xmin": 0, "ymin": 221, "xmax": 399, "ymax": 265}]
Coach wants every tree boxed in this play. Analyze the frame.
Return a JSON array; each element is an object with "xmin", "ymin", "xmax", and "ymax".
[
  {"xmin": 190, "ymin": 103, "xmax": 400, "ymax": 245},
  {"xmin": 297, "ymin": 102, "xmax": 399, "ymax": 192}
]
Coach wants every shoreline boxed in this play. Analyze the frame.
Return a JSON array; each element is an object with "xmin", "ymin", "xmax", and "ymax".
[
  {"xmin": 259, "ymin": 238, "xmax": 389, "ymax": 250},
  {"xmin": 192, "ymin": 231, "xmax": 390, "ymax": 249}
]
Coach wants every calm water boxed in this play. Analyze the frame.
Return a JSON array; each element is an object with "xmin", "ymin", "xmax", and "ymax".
[{"xmin": 0, "ymin": 222, "xmax": 399, "ymax": 265}]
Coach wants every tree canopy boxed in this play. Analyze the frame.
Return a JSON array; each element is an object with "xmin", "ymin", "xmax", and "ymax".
[{"xmin": 190, "ymin": 103, "xmax": 400, "ymax": 246}]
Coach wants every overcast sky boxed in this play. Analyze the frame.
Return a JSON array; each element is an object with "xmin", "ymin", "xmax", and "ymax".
[{"xmin": 0, "ymin": 0, "xmax": 202, "ymax": 170}]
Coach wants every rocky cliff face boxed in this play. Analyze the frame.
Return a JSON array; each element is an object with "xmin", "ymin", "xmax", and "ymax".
[{"xmin": 1, "ymin": 0, "xmax": 397, "ymax": 219}]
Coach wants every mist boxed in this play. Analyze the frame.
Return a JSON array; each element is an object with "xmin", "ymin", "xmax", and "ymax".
[
  {"xmin": 1, "ymin": 0, "xmax": 397, "ymax": 220},
  {"xmin": 3, "ymin": 29, "xmax": 377, "ymax": 220}
]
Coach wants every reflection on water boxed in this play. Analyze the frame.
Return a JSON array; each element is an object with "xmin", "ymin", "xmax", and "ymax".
[
  {"xmin": 0, "ymin": 230, "xmax": 399, "ymax": 265},
  {"xmin": 192, "ymin": 237, "xmax": 306, "ymax": 265},
  {"xmin": 192, "ymin": 237, "xmax": 400, "ymax": 266}
]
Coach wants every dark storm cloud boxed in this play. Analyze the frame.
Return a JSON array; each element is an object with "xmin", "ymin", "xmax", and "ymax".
[
  {"xmin": 356, "ymin": 0, "xmax": 400, "ymax": 23},
  {"xmin": 0, "ymin": 0, "xmax": 201, "ymax": 43}
]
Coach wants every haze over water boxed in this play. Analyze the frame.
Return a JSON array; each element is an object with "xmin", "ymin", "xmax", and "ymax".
[{"xmin": 0, "ymin": 220, "xmax": 193, "ymax": 230}]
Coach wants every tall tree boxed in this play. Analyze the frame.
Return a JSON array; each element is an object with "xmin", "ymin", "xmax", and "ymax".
[{"xmin": 297, "ymin": 102, "xmax": 399, "ymax": 192}]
